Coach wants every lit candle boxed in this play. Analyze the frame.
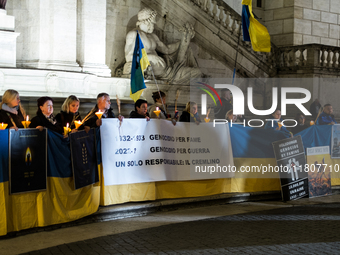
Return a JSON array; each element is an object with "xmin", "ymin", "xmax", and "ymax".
[
  {"xmin": 205, "ymin": 108, "xmax": 211, "ymax": 123},
  {"xmin": 21, "ymin": 115, "xmax": 31, "ymax": 129},
  {"xmin": 310, "ymin": 120, "xmax": 315, "ymax": 126},
  {"xmin": 64, "ymin": 123, "xmax": 70, "ymax": 136},
  {"xmin": 0, "ymin": 122, "xmax": 7, "ymax": 130},
  {"xmin": 95, "ymin": 110, "xmax": 104, "ymax": 119},
  {"xmin": 74, "ymin": 120, "xmax": 82, "ymax": 129},
  {"xmin": 153, "ymin": 107, "xmax": 161, "ymax": 117},
  {"xmin": 26, "ymin": 115, "xmax": 31, "ymax": 128}
]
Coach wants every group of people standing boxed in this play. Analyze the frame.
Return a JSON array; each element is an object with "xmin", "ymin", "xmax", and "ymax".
[
  {"xmin": 0, "ymin": 89, "xmax": 122, "ymax": 134},
  {"xmin": 0, "ymin": 89, "xmax": 202, "ymax": 134},
  {"xmin": 0, "ymin": 89, "xmax": 337, "ymax": 135}
]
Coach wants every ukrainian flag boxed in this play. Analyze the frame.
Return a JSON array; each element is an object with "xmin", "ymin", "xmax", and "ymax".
[
  {"xmin": 241, "ymin": 0, "xmax": 271, "ymax": 52},
  {"xmin": 130, "ymin": 31, "xmax": 150, "ymax": 102}
]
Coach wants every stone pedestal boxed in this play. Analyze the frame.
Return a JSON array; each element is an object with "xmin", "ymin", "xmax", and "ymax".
[
  {"xmin": 0, "ymin": 9, "xmax": 14, "ymax": 31},
  {"xmin": 0, "ymin": 9, "xmax": 19, "ymax": 67}
]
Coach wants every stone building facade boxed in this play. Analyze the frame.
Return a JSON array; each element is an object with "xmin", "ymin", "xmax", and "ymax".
[{"xmin": 0, "ymin": 0, "xmax": 339, "ymax": 118}]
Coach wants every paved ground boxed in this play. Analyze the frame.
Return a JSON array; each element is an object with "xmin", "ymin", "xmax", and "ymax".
[
  {"xmin": 7, "ymin": 197, "xmax": 340, "ymax": 255},
  {"xmin": 1, "ymin": 194, "xmax": 340, "ymax": 255}
]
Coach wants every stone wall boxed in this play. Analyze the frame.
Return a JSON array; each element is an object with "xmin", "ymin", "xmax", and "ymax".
[
  {"xmin": 106, "ymin": 0, "xmax": 142, "ymax": 77},
  {"xmin": 253, "ymin": 0, "xmax": 340, "ymax": 47}
]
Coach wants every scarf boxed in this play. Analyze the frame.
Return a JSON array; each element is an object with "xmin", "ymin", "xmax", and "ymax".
[
  {"xmin": 2, "ymin": 103, "xmax": 18, "ymax": 115},
  {"xmin": 43, "ymin": 113, "xmax": 57, "ymax": 125}
]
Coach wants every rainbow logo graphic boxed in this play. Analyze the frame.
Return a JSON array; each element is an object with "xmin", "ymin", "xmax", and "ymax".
[{"xmin": 196, "ymin": 82, "xmax": 222, "ymax": 114}]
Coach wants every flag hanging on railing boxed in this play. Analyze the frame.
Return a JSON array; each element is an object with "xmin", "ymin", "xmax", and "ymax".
[
  {"xmin": 241, "ymin": 0, "xmax": 271, "ymax": 52},
  {"xmin": 130, "ymin": 31, "xmax": 150, "ymax": 102}
]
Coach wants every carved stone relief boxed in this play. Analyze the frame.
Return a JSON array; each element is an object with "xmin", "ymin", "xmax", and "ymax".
[
  {"xmin": 84, "ymin": 75, "xmax": 98, "ymax": 96},
  {"xmin": 45, "ymin": 72, "xmax": 59, "ymax": 93}
]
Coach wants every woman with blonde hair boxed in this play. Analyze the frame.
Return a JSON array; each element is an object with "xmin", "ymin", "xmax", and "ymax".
[
  {"xmin": 55, "ymin": 95, "xmax": 82, "ymax": 131},
  {"xmin": 179, "ymin": 101, "xmax": 201, "ymax": 124},
  {"xmin": 0, "ymin": 89, "xmax": 26, "ymax": 129}
]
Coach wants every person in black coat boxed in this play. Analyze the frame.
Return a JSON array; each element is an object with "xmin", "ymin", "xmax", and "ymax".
[
  {"xmin": 29, "ymin": 97, "xmax": 63, "ymax": 134},
  {"xmin": 214, "ymin": 88, "xmax": 232, "ymax": 119},
  {"xmin": 292, "ymin": 113, "xmax": 309, "ymax": 134},
  {"xmin": 310, "ymin": 99, "xmax": 321, "ymax": 121},
  {"xmin": 55, "ymin": 95, "xmax": 83, "ymax": 131},
  {"xmin": 129, "ymin": 99, "xmax": 150, "ymax": 120},
  {"xmin": 180, "ymin": 101, "xmax": 201, "ymax": 124},
  {"xmin": 83, "ymin": 93, "xmax": 122, "ymax": 128},
  {"xmin": 0, "ymin": 89, "xmax": 26, "ymax": 129}
]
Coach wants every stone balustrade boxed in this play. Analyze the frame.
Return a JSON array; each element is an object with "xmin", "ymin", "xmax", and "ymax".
[
  {"xmin": 193, "ymin": 0, "xmax": 241, "ymax": 35},
  {"xmin": 191, "ymin": 0, "xmax": 340, "ymax": 76},
  {"xmin": 278, "ymin": 44, "xmax": 340, "ymax": 72}
]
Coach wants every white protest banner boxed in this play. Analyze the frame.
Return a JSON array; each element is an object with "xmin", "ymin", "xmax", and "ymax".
[{"xmin": 101, "ymin": 119, "xmax": 234, "ymax": 185}]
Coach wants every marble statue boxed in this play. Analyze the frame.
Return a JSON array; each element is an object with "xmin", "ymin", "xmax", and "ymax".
[
  {"xmin": 123, "ymin": 8, "xmax": 202, "ymax": 84},
  {"xmin": 0, "ymin": 0, "xmax": 7, "ymax": 9}
]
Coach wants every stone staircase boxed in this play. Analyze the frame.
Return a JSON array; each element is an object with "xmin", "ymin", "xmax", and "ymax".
[{"xmin": 141, "ymin": 0, "xmax": 278, "ymax": 79}]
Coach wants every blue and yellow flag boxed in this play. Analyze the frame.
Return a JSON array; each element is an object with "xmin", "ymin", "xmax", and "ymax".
[
  {"xmin": 241, "ymin": 0, "xmax": 271, "ymax": 52},
  {"xmin": 130, "ymin": 32, "xmax": 150, "ymax": 102}
]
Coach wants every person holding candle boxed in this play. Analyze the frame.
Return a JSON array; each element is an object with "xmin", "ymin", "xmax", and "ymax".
[
  {"xmin": 149, "ymin": 91, "xmax": 169, "ymax": 119},
  {"xmin": 129, "ymin": 99, "xmax": 150, "ymax": 120},
  {"xmin": 83, "ymin": 93, "xmax": 123, "ymax": 128},
  {"xmin": 29, "ymin": 97, "xmax": 63, "ymax": 133},
  {"xmin": 0, "ymin": 89, "xmax": 26, "ymax": 129},
  {"xmin": 179, "ymin": 101, "xmax": 201, "ymax": 124},
  {"xmin": 55, "ymin": 95, "xmax": 83, "ymax": 132},
  {"xmin": 264, "ymin": 109, "xmax": 293, "ymax": 138}
]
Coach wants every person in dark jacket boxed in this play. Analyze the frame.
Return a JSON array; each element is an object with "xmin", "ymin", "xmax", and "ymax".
[
  {"xmin": 291, "ymin": 113, "xmax": 309, "ymax": 134},
  {"xmin": 83, "ymin": 93, "xmax": 122, "ymax": 128},
  {"xmin": 214, "ymin": 88, "xmax": 232, "ymax": 119},
  {"xmin": 0, "ymin": 89, "xmax": 26, "ymax": 129},
  {"xmin": 129, "ymin": 99, "xmax": 150, "ymax": 120},
  {"xmin": 29, "ymin": 97, "xmax": 63, "ymax": 133},
  {"xmin": 317, "ymin": 104, "xmax": 337, "ymax": 125},
  {"xmin": 55, "ymin": 95, "xmax": 82, "ymax": 131},
  {"xmin": 148, "ymin": 91, "xmax": 169, "ymax": 119},
  {"xmin": 180, "ymin": 101, "xmax": 201, "ymax": 124},
  {"xmin": 310, "ymin": 99, "xmax": 321, "ymax": 121}
]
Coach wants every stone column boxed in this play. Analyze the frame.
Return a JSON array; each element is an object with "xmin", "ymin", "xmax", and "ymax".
[
  {"xmin": 16, "ymin": 0, "xmax": 81, "ymax": 72},
  {"xmin": 77, "ymin": 0, "xmax": 111, "ymax": 77},
  {"xmin": 0, "ymin": 8, "xmax": 19, "ymax": 67}
]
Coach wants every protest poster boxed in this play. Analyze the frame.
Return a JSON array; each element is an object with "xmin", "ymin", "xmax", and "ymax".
[
  {"xmin": 306, "ymin": 146, "xmax": 332, "ymax": 198},
  {"xmin": 70, "ymin": 129, "xmax": 99, "ymax": 189},
  {"xmin": 101, "ymin": 119, "xmax": 234, "ymax": 185},
  {"xmin": 9, "ymin": 129, "xmax": 47, "ymax": 194},
  {"xmin": 273, "ymin": 136, "xmax": 309, "ymax": 201},
  {"xmin": 331, "ymin": 125, "xmax": 340, "ymax": 158}
]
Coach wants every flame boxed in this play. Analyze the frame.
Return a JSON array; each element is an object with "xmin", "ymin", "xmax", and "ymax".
[{"xmin": 25, "ymin": 147, "xmax": 32, "ymax": 164}]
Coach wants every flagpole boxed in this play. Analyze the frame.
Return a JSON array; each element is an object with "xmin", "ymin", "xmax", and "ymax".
[
  {"xmin": 232, "ymin": 25, "xmax": 242, "ymax": 85},
  {"xmin": 149, "ymin": 66, "xmax": 168, "ymax": 116}
]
